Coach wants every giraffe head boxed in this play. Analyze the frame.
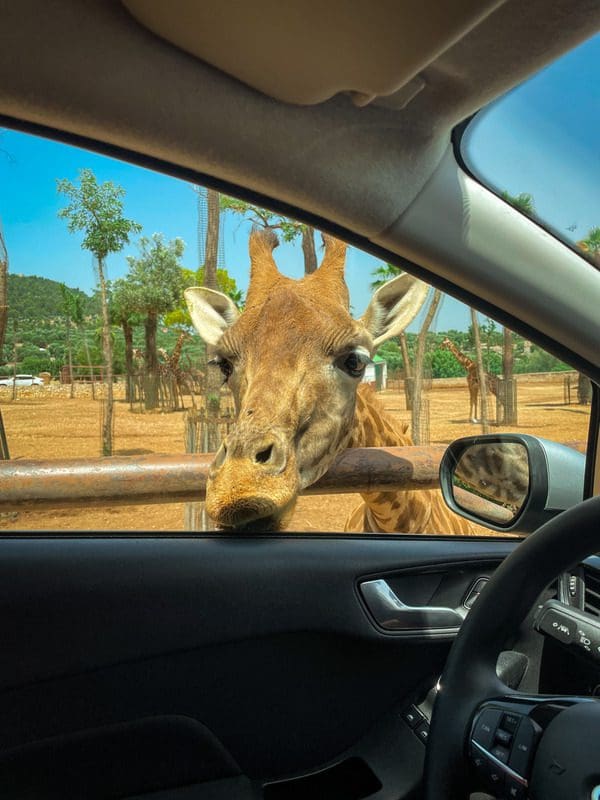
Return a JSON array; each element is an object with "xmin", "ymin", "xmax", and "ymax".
[
  {"xmin": 441, "ymin": 337, "xmax": 451, "ymax": 349},
  {"xmin": 185, "ymin": 228, "xmax": 428, "ymax": 531}
]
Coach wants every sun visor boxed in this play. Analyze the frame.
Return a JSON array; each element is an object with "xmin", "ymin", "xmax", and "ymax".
[{"xmin": 121, "ymin": 0, "xmax": 505, "ymax": 106}]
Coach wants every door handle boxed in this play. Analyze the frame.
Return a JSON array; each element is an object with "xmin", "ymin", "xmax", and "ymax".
[{"xmin": 360, "ymin": 578, "xmax": 466, "ymax": 633}]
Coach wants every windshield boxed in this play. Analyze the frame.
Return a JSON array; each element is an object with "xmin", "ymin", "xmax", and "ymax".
[{"xmin": 461, "ymin": 32, "xmax": 600, "ymax": 265}]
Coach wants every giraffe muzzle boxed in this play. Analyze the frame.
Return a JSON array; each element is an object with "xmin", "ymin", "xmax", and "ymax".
[{"xmin": 206, "ymin": 429, "xmax": 298, "ymax": 530}]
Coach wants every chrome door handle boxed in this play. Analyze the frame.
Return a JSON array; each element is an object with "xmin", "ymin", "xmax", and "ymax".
[{"xmin": 360, "ymin": 578, "xmax": 465, "ymax": 633}]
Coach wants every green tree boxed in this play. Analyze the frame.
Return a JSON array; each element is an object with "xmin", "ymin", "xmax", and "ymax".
[
  {"xmin": 165, "ymin": 265, "xmax": 243, "ymax": 329},
  {"xmin": 428, "ymin": 348, "xmax": 465, "ymax": 378},
  {"xmin": 577, "ymin": 226, "xmax": 600, "ymax": 267},
  {"xmin": 370, "ymin": 262, "xmax": 402, "ymax": 290},
  {"xmin": 500, "ymin": 191, "xmax": 536, "ymax": 215},
  {"xmin": 220, "ymin": 196, "xmax": 318, "ymax": 273},
  {"xmin": 376, "ymin": 340, "xmax": 403, "ymax": 372},
  {"xmin": 57, "ymin": 169, "xmax": 141, "ymax": 454},
  {"xmin": 111, "ymin": 277, "xmax": 143, "ymax": 400},
  {"xmin": 126, "ymin": 233, "xmax": 185, "ymax": 409}
]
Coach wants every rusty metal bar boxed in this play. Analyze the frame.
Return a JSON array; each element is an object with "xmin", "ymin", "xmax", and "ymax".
[{"xmin": 0, "ymin": 446, "xmax": 447, "ymax": 511}]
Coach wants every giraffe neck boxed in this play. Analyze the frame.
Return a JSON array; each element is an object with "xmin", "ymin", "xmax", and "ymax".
[
  {"xmin": 346, "ymin": 384, "xmax": 479, "ymax": 535},
  {"xmin": 348, "ymin": 384, "xmax": 412, "ymax": 448},
  {"xmin": 169, "ymin": 334, "xmax": 186, "ymax": 369},
  {"xmin": 444, "ymin": 340, "xmax": 475, "ymax": 372},
  {"xmin": 347, "ymin": 385, "xmax": 434, "ymax": 532}
]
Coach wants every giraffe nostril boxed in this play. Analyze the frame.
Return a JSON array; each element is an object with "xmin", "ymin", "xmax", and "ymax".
[{"xmin": 255, "ymin": 445, "xmax": 273, "ymax": 464}]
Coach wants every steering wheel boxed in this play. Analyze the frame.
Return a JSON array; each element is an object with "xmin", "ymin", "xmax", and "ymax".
[{"xmin": 424, "ymin": 493, "xmax": 600, "ymax": 800}]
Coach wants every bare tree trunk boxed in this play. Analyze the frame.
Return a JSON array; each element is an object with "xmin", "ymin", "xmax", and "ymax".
[
  {"xmin": 203, "ymin": 188, "xmax": 223, "ymax": 437},
  {"xmin": 0, "ymin": 274, "xmax": 7, "ymax": 360},
  {"xmin": 189, "ymin": 189, "xmax": 223, "ymax": 530},
  {"xmin": 81, "ymin": 329, "xmax": 95, "ymax": 400},
  {"xmin": 97, "ymin": 257, "xmax": 114, "ymax": 456},
  {"xmin": 502, "ymin": 327, "xmax": 516, "ymax": 424},
  {"xmin": 66, "ymin": 319, "xmax": 74, "ymax": 399},
  {"xmin": 301, "ymin": 226, "xmax": 317, "ymax": 274},
  {"xmin": 472, "ymin": 309, "xmax": 489, "ymax": 434},
  {"xmin": 144, "ymin": 310, "xmax": 159, "ymax": 410},
  {"xmin": 411, "ymin": 289, "xmax": 441, "ymax": 444},
  {"xmin": 399, "ymin": 333, "xmax": 411, "ymax": 378},
  {"xmin": 577, "ymin": 373, "xmax": 592, "ymax": 405},
  {"xmin": 122, "ymin": 321, "xmax": 134, "ymax": 403},
  {"xmin": 204, "ymin": 189, "xmax": 220, "ymax": 290},
  {"xmin": 11, "ymin": 320, "xmax": 17, "ymax": 401},
  {"xmin": 0, "ymin": 228, "xmax": 8, "ymax": 360}
]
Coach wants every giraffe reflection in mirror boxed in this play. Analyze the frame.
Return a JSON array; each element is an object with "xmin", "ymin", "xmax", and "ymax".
[{"xmin": 185, "ymin": 229, "xmax": 485, "ymax": 535}]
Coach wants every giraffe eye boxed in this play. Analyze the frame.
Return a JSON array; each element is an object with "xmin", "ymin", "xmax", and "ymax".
[
  {"xmin": 339, "ymin": 351, "xmax": 369, "ymax": 378},
  {"xmin": 209, "ymin": 357, "xmax": 233, "ymax": 382}
]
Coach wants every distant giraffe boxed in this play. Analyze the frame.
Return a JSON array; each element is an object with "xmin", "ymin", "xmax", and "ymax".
[
  {"xmin": 158, "ymin": 332, "xmax": 192, "ymax": 408},
  {"xmin": 133, "ymin": 348, "xmax": 145, "ymax": 370},
  {"xmin": 440, "ymin": 337, "xmax": 498, "ymax": 424}
]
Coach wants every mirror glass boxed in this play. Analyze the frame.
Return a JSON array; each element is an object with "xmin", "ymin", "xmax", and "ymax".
[{"xmin": 451, "ymin": 442, "xmax": 530, "ymax": 526}]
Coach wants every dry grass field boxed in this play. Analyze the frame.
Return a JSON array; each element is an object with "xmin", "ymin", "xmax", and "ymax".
[{"xmin": 0, "ymin": 375, "xmax": 590, "ymax": 533}]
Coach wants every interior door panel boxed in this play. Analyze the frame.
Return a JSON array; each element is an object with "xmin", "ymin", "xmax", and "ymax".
[{"xmin": 0, "ymin": 535, "xmax": 516, "ymax": 797}]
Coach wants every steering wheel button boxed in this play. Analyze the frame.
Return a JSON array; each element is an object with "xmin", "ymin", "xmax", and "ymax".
[
  {"xmin": 500, "ymin": 712, "xmax": 521, "ymax": 733},
  {"xmin": 505, "ymin": 776, "xmax": 527, "ymax": 799},
  {"xmin": 489, "ymin": 743, "xmax": 510, "ymax": 763},
  {"xmin": 472, "ymin": 708, "xmax": 502, "ymax": 749},
  {"xmin": 401, "ymin": 705, "xmax": 424, "ymax": 729},
  {"xmin": 415, "ymin": 721, "xmax": 430, "ymax": 743},
  {"xmin": 494, "ymin": 728, "xmax": 512, "ymax": 746},
  {"xmin": 508, "ymin": 718, "xmax": 536, "ymax": 776}
]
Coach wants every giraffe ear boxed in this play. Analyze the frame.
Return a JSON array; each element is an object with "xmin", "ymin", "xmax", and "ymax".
[
  {"xmin": 361, "ymin": 275, "xmax": 429, "ymax": 347},
  {"xmin": 185, "ymin": 287, "xmax": 240, "ymax": 346}
]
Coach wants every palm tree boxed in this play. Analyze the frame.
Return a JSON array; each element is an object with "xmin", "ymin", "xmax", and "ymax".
[
  {"xmin": 577, "ymin": 226, "xmax": 600, "ymax": 267},
  {"xmin": 500, "ymin": 191, "xmax": 535, "ymax": 216},
  {"xmin": 411, "ymin": 290, "xmax": 441, "ymax": 444},
  {"xmin": 370, "ymin": 263, "xmax": 401, "ymax": 290}
]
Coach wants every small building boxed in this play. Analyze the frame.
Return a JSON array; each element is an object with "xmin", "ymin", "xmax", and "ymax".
[{"xmin": 362, "ymin": 355, "xmax": 388, "ymax": 390}]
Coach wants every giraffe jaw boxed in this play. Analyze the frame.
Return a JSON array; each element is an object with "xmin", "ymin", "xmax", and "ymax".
[
  {"xmin": 210, "ymin": 497, "xmax": 297, "ymax": 533},
  {"xmin": 205, "ymin": 453, "xmax": 300, "ymax": 532}
]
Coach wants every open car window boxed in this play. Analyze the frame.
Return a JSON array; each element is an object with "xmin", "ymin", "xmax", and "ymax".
[{"xmin": 0, "ymin": 129, "xmax": 592, "ymax": 534}]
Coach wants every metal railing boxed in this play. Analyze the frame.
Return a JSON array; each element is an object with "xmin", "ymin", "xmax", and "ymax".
[{"xmin": 0, "ymin": 445, "xmax": 447, "ymax": 511}]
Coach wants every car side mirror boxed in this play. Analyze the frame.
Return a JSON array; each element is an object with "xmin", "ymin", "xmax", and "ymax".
[{"xmin": 439, "ymin": 434, "xmax": 585, "ymax": 535}]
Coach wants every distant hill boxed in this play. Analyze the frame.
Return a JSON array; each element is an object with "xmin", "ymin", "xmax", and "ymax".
[{"xmin": 7, "ymin": 274, "xmax": 97, "ymax": 322}]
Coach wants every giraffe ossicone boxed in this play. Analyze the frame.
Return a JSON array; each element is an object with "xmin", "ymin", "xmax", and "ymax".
[{"xmin": 185, "ymin": 229, "xmax": 481, "ymax": 534}]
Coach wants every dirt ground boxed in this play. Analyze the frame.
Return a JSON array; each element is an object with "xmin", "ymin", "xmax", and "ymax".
[{"xmin": 0, "ymin": 376, "xmax": 590, "ymax": 532}]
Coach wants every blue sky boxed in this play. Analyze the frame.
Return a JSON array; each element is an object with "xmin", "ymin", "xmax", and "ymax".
[{"xmin": 1, "ymin": 32, "xmax": 598, "ymax": 332}]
